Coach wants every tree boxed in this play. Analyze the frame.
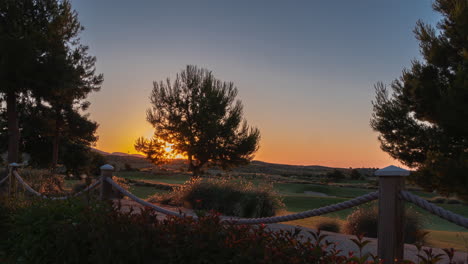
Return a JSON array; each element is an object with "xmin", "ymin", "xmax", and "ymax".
[
  {"xmin": 350, "ymin": 169, "xmax": 361, "ymax": 180},
  {"xmin": 326, "ymin": 169, "xmax": 345, "ymax": 182},
  {"xmin": 0, "ymin": 0, "xmax": 102, "ymax": 167},
  {"xmin": 0, "ymin": 96, "xmax": 101, "ymax": 176},
  {"xmin": 371, "ymin": 0, "xmax": 468, "ymax": 200},
  {"xmin": 0, "ymin": 0, "xmax": 97, "ymax": 164},
  {"xmin": 136, "ymin": 65, "xmax": 260, "ymax": 176},
  {"xmin": 30, "ymin": 2, "xmax": 102, "ymax": 168}
]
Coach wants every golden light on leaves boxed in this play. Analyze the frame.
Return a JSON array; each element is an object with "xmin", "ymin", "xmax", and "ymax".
[{"xmin": 163, "ymin": 143, "xmax": 185, "ymax": 159}]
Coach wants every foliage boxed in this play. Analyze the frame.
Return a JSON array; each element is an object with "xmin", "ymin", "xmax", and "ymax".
[
  {"xmin": 344, "ymin": 205, "xmax": 424, "ymax": 244},
  {"xmin": 316, "ymin": 219, "xmax": 341, "ymax": 233},
  {"xmin": 150, "ymin": 177, "xmax": 284, "ymax": 218},
  {"xmin": 16, "ymin": 169, "xmax": 64, "ymax": 195},
  {"xmin": 350, "ymin": 169, "xmax": 361, "ymax": 180},
  {"xmin": 370, "ymin": 0, "xmax": 468, "ymax": 200},
  {"xmin": 0, "ymin": 198, "xmax": 457, "ymax": 264},
  {"xmin": 136, "ymin": 65, "xmax": 260, "ymax": 176},
  {"xmin": 0, "ymin": 0, "xmax": 102, "ymax": 166},
  {"xmin": 326, "ymin": 169, "xmax": 346, "ymax": 182}
]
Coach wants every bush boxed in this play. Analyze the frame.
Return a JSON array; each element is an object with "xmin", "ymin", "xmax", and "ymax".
[
  {"xmin": 149, "ymin": 177, "xmax": 284, "ymax": 218},
  {"xmin": 344, "ymin": 205, "xmax": 424, "ymax": 244},
  {"xmin": 0, "ymin": 198, "xmax": 456, "ymax": 264},
  {"xmin": 316, "ymin": 219, "xmax": 340, "ymax": 233},
  {"xmin": 326, "ymin": 169, "xmax": 345, "ymax": 182},
  {"xmin": 17, "ymin": 168, "xmax": 64, "ymax": 195}
]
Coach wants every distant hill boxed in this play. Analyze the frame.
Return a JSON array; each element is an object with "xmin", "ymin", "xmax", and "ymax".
[
  {"xmin": 91, "ymin": 148, "xmax": 376, "ymax": 177},
  {"xmin": 91, "ymin": 148, "xmax": 145, "ymax": 158}
]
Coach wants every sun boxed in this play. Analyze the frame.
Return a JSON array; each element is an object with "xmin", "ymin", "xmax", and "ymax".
[{"xmin": 163, "ymin": 143, "xmax": 185, "ymax": 159}]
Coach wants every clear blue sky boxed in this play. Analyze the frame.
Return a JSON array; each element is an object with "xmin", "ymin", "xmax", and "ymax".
[{"xmin": 71, "ymin": 0, "xmax": 439, "ymax": 168}]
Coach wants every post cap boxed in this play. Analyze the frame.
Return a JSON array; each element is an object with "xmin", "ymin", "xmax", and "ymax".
[
  {"xmin": 375, "ymin": 165, "xmax": 410, "ymax": 176},
  {"xmin": 9, "ymin": 162, "xmax": 20, "ymax": 167},
  {"xmin": 100, "ymin": 164, "xmax": 114, "ymax": 171}
]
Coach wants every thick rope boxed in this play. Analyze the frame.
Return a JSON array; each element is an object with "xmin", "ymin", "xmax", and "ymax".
[
  {"xmin": 105, "ymin": 177, "xmax": 184, "ymax": 218},
  {"xmin": 0, "ymin": 175, "xmax": 9, "ymax": 185},
  {"xmin": 400, "ymin": 190, "xmax": 468, "ymax": 229},
  {"xmin": 107, "ymin": 176, "xmax": 378, "ymax": 224},
  {"xmin": 13, "ymin": 171, "xmax": 101, "ymax": 200},
  {"xmin": 224, "ymin": 191, "xmax": 379, "ymax": 224}
]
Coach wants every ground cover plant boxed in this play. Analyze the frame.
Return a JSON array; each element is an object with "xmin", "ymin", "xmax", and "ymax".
[{"xmin": 0, "ymin": 198, "xmax": 459, "ymax": 264}]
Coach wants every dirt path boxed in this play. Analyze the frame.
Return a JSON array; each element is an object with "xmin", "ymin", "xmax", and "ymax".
[{"xmin": 115, "ymin": 199, "xmax": 468, "ymax": 263}]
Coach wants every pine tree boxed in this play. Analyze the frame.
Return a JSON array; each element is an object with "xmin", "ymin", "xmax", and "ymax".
[
  {"xmin": 371, "ymin": 0, "xmax": 468, "ymax": 200},
  {"xmin": 136, "ymin": 65, "xmax": 260, "ymax": 176}
]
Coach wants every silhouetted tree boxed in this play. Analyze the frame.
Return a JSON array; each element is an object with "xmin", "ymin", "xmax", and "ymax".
[
  {"xmin": 0, "ymin": 98, "xmax": 101, "ymax": 176},
  {"xmin": 0, "ymin": 0, "xmax": 102, "ymax": 167},
  {"xmin": 326, "ymin": 169, "xmax": 345, "ymax": 182},
  {"xmin": 136, "ymin": 65, "xmax": 260, "ymax": 176},
  {"xmin": 371, "ymin": 0, "xmax": 468, "ymax": 200},
  {"xmin": 0, "ymin": 0, "xmax": 71, "ymax": 163},
  {"xmin": 350, "ymin": 169, "xmax": 361, "ymax": 180}
]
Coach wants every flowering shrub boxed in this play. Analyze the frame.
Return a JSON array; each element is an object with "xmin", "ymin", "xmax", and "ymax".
[
  {"xmin": 0, "ymin": 198, "xmax": 457, "ymax": 264},
  {"xmin": 149, "ymin": 177, "xmax": 284, "ymax": 217}
]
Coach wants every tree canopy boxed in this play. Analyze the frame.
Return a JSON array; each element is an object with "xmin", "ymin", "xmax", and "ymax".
[
  {"xmin": 0, "ymin": 0, "xmax": 103, "ymax": 172},
  {"xmin": 371, "ymin": 0, "xmax": 468, "ymax": 200},
  {"xmin": 136, "ymin": 65, "xmax": 260, "ymax": 176}
]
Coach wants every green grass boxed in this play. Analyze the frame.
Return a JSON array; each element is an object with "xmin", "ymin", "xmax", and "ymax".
[
  {"xmin": 115, "ymin": 171, "xmax": 190, "ymax": 184},
  {"xmin": 282, "ymin": 195, "xmax": 357, "ymax": 219},
  {"xmin": 274, "ymin": 183, "xmax": 371, "ymax": 198}
]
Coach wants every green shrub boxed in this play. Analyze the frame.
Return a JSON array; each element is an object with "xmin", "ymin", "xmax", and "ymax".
[
  {"xmin": 149, "ymin": 177, "xmax": 284, "ymax": 218},
  {"xmin": 344, "ymin": 205, "xmax": 424, "ymax": 244},
  {"xmin": 316, "ymin": 219, "xmax": 340, "ymax": 233}
]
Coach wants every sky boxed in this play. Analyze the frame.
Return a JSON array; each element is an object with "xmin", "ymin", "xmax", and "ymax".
[{"xmin": 70, "ymin": 0, "xmax": 439, "ymax": 168}]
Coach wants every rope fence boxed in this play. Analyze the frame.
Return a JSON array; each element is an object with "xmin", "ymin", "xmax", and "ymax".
[
  {"xmin": 224, "ymin": 191, "xmax": 379, "ymax": 224},
  {"xmin": 106, "ymin": 177, "xmax": 184, "ymax": 218},
  {"xmin": 11, "ymin": 170, "xmax": 102, "ymax": 200},
  {"xmin": 5, "ymin": 168, "xmax": 468, "ymax": 229},
  {"xmin": 400, "ymin": 190, "xmax": 468, "ymax": 229},
  {"xmin": 0, "ymin": 175, "xmax": 8, "ymax": 185},
  {"xmin": 3, "ymin": 164, "xmax": 467, "ymax": 264}
]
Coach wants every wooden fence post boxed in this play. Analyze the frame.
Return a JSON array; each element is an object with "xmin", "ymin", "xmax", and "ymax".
[
  {"xmin": 100, "ymin": 164, "xmax": 114, "ymax": 201},
  {"xmin": 375, "ymin": 165, "xmax": 410, "ymax": 264},
  {"xmin": 8, "ymin": 163, "xmax": 20, "ymax": 197}
]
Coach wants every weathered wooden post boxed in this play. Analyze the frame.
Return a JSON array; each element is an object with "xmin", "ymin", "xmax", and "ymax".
[
  {"xmin": 375, "ymin": 165, "xmax": 410, "ymax": 264},
  {"xmin": 8, "ymin": 163, "xmax": 20, "ymax": 197},
  {"xmin": 100, "ymin": 164, "xmax": 114, "ymax": 201}
]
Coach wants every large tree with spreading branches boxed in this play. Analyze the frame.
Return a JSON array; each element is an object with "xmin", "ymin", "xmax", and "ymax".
[
  {"xmin": 371, "ymin": 0, "xmax": 468, "ymax": 200},
  {"xmin": 136, "ymin": 65, "xmax": 260, "ymax": 176}
]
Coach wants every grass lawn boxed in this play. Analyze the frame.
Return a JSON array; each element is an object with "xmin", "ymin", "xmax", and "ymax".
[
  {"xmin": 274, "ymin": 183, "xmax": 372, "ymax": 198},
  {"xmin": 115, "ymin": 171, "xmax": 190, "ymax": 184}
]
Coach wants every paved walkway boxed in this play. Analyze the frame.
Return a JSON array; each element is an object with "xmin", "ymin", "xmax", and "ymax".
[{"xmin": 115, "ymin": 199, "xmax": 468, "ymax": 263}]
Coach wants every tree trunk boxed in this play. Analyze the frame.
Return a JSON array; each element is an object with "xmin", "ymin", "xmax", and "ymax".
[
  {"xmin": 192, "ymin": 166, "xmax": 201, "ymax": 178},
  {"xmin": 7, "ymin": 91, "xmax": 20, "ymax": 163},
  {"xmin": 189, "ymin": 158, "xmax": 206, "ymax": 178},
  {"xmin": 51, "ymin": 111, "xmax": 61, "ymax": 169}
]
